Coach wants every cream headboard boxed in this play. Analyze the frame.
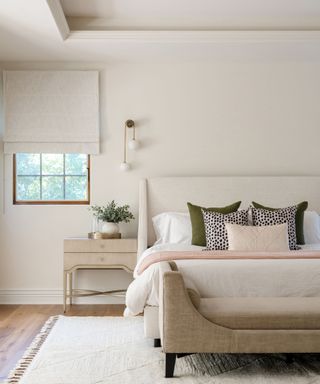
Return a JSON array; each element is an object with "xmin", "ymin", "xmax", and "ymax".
[{"xmin": 137, "ymin": 176, "xmax": 320, "ymax": 258}]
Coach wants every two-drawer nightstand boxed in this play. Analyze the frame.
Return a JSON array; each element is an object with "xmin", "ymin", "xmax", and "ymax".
[{"xmin": 63, "ymin": 238, "xmax": 137, "ymax": 312}]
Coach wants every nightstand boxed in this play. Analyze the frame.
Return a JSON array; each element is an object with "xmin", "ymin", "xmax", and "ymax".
[{"xmin": 63, "ymin": 238, "xmax": 137, "ymax": 312}]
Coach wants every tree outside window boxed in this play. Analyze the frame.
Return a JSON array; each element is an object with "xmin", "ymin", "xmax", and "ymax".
[{"xmin": 14, "ymin": 154, "xmax": 90, "ymax": 204}]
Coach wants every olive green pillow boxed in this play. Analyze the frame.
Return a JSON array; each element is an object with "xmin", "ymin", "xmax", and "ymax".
[
  {"xmin": 252, "ymin": 201, "xmax": 308, "ymax": 245},
  {"xmin": 187, "ymin": 201, "xmax": 241, "ymax": 246}
]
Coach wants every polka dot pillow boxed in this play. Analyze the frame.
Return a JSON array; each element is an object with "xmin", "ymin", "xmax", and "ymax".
[
  {"xmin": 251, "ymin": 206, "xmax": 298, "ymax": 250},
  {"xmin": 202, "ymin": 209, "xmax": 249, "ymax": 250}
]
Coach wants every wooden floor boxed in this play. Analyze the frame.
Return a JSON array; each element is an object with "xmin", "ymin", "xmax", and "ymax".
[{"xmin": 0, "ymin": 304, "xmax": 125, "ymax": 382}]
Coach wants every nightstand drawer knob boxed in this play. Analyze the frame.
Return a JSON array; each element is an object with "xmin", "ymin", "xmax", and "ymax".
[
  {"xmin": 100, "ymin": 244, "xmax": 105, "ymax": 249},
  {"xmin": 100, "ymin": 257, "xmax": 105, "ymax": 262}
]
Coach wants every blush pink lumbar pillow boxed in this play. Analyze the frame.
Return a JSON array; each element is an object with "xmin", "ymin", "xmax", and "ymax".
[{"xmin": 225, "ymin": 223, "xmax": 289, "ymax": 251}]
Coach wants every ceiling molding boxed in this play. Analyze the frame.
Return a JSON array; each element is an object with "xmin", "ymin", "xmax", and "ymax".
[
  {"xmin": 46, "ymin": 0, "xmax": 70, "ymax": 40},
  {"xmin": 46, "ymin": 1, "xmax": 320, "ymax": 44},
  {"xmin": 68, "ymin": 30, "xmax": 320, "ymax": 43}
]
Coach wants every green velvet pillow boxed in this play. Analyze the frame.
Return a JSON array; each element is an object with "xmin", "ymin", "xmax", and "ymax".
[
  {"xmin": 252, "ymin": 201, "xmax": 308, "ymax": 245},
  {"xmin": 187, "ymin": 201, "xmax": 241, "ymax": 246}
]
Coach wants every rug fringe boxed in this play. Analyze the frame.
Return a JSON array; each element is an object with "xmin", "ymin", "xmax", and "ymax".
[{"xmin": 5, "ymin": 315, "xmax": 60, "ymax": 384}]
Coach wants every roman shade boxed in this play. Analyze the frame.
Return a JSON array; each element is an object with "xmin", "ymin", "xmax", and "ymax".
[{"xmin": 3, "ymin": 70, "xmax": 100, "ymax": 154}]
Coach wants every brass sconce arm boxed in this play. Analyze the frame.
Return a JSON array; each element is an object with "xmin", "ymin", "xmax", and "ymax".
[{"xmin": 120, "ymin": 119, "xmax": 138, "ymax": 171}]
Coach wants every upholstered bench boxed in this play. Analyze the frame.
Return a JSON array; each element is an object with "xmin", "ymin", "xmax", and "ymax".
[
  {"xmin": 199, "ymin": 297, "xmax": 320, "ymax": 330},
  {"xmin": 159, "ymin": 264, "xmax": 320, "ymax": 378}
]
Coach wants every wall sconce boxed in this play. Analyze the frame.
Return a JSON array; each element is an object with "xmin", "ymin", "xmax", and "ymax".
[{"xmin": 120, "ymin": 119, "xmax": 139, "ymax": 171}]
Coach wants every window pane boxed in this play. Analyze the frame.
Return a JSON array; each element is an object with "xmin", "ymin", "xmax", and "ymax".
[
  {"xmin": 65, "ymin": 176, "xmax": 87, "ymax": 200},
  {"xmin": 65, "ymin": 154, "xmax": 87, "ymax": 175},
  {"xmin": 16, "ymin": 176, "xmax": 40, "ymax": 200},
  {"xmin": 42, "ymin": 176, "xmax": 64, "ymax": 200},
  {"xmin": 16, "ymin": 154, "xmax": 40, "ymax": 175},
  {"xmin": 15, "ymin": 153, "xmax": 89, "ymax": 203},
  {"xmin": 42, "ymin": 154, "xmax": 63, "ymax": 175}
]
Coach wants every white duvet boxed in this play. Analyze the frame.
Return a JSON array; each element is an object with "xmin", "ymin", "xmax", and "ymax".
[{"xmin": 125, "ymin": 243, "xmax": 320, "ymax": 316}]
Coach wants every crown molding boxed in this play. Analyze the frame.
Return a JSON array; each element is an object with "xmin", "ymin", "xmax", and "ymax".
[
  {"xmin": 68, "ymin": 29, "xmax": 320, "ymax": 43},
  {"xmin": 46, "ymin": 0, "xmax": 70, "ymax": 40},
  {"xmin": 45, "ymin": 3, "xmax": 320, "ymax": 44}
]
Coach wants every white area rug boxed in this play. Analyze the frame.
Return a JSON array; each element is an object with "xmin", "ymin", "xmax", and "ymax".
[{"xmin": 6, "ymin": 315, "xmax": 320, "ymax": 384}]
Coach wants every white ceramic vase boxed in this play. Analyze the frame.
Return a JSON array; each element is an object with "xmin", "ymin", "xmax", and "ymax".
[{"xmin": 101, "ymin": 222, "xmax": 119, "ymax": 235}]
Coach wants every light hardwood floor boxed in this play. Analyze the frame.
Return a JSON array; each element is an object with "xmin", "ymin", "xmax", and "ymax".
[{"xmin": 0, "ymin": 304, "xmax": 125, "ymax": 382}]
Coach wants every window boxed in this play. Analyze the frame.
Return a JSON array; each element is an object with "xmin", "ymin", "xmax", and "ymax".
[{"xmin": 13, "ymin": 154, "xmax": 90, "ymax": 204}]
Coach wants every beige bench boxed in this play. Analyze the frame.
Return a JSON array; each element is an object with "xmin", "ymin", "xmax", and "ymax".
[{"xmin": 159, "ymin": 264, "xmax": 320, "ymax": 378}]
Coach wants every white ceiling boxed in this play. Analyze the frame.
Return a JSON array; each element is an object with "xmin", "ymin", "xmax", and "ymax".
[
  {"xmin": 0, "ymin": 0, "xmax": 320, "ymax": 62},
  {"xmin": 61, "ymin": 0, "xmax": 320, "ymax": 30}
]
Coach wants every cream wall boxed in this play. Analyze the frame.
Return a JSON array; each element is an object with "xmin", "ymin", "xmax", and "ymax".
[{"xmin": 0, "ymin": 61, "xmax": 320, "ymax": 303}]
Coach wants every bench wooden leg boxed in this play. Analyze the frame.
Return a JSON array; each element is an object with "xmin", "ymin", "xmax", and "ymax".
[
  {"xmin": 165, "ymin": 353, "xmax": 176, "ymax": 378},
  {"xmin": 284, "ymin": 354, "xmax": 294, "ymax": 364},
  {"xmin": 154, "ymin": 338, "xmax": 161, "ymax": 348}
]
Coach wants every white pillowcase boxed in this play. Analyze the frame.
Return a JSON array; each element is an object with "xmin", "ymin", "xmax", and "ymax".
[
  {"xmin": 151, "ymin": 210, "xmax": 320, "ymax": 246},
  {"xmin": 304, "ymin": 211, "xmax": 320, "ymax": 244},
  {"xmin": 225, "ymin": 223, "xmax": 289, "ymax": 251},
  {"xmin": 152, "ymin": 212, "xmax": 191, "ymax": 245}
]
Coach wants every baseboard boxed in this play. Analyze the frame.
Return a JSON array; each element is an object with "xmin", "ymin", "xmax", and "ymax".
[{"xmin": 0, "ymin": 289, "xmax": 125, "ymax": 305}]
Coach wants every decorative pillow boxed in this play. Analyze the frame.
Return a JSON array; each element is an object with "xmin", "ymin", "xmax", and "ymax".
[
  {"xmin": 225, "ymin": 223, "xmax": 289, "ymax": 251},
  {"xmin": 304, "ymin": 211, "xmax": 320, "ymax": 244},
  {"xmin": 252, "ymin": 201, "xmax": 308, "ymax": 245},
  {"xmin": 202, "ymin": 209, "xmax": 249, "ymax": 250},
  {"xmin": 251, "ymin": 206, "xmax": 298, "ymax": 250},
  {"xmin": 152, "ymin": 212, "xmax": 191, "ymax": 245},
  {"xmin": 187, "ymin": 201, "xmax": 241, "ymax": 246}
]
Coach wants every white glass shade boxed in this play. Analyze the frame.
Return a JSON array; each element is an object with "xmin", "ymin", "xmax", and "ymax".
[
  {"xmin": 128, "ymin": 139, "xmax": 139, "ymax": 150},
  {"xmin": 120, "ymin": 162, "xmax": 130, "ymax": 171}
]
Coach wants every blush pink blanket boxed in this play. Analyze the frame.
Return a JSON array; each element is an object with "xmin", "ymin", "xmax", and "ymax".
[{"xmin": 137, "ymin": 250, "xmax": 320, "ymax": 275}]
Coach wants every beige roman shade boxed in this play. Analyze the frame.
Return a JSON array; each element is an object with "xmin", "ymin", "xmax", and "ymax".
[{"xmin": 3, "ymin": 70, "xmax": 99, "ymax": 154}]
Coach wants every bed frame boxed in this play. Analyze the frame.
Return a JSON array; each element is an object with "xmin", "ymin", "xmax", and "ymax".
[{"xmin": 137, "ymin": 176, "xmax": 320, "ymax": 344}]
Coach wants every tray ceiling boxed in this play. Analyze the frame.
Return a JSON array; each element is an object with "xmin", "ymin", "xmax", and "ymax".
[
  {"xmin": 60, "ymin": 0, "xmax": 320, "ymax": 30},
  {"xmin": 0, "ymin": 0, "xmax": 320, "ymax": 62}
]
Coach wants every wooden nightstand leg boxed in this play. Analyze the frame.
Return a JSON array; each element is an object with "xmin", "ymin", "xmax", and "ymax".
[
  {"xmin": 63, "ymin": 271, "xmax": 67, "ymax": 313},
  {"xmin": 69, "ymin": 272, "xmax": 73, "ymax": 306}
]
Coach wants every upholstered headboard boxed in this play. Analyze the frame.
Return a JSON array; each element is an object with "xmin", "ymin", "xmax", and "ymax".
[{"xmin": 137, "ymin": 176, "xmax": 320, "ymax": 258}]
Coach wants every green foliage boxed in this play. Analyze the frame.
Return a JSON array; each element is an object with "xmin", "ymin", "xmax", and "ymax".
[
  {"xmin": 16, "ymin": 153, "xmax": 40, "ymax": 175},
  {"xmin": 42, "ymin": 154, "xmax": 64, "ymax": 175},
  {"xmin": 16, "ymin": 153, "xmax": 88, "ymax": 201},
  {"xmin": 89, "ymin": 201, "xmax": 134, "ymax": 223},
  {"xmin": 42, "ymin": 176, "xmax": 64, "ymax": 200},
  {"xmin": 65, "ymin": 154, "xmax": 87, "ymax": 175},
  {"xmin": 65, "ymin": 176, "xmax": 87, "ymax": 200},
  {"xmin": 17, "ymin": 176, "xmax": 40, "ymax": 200}
]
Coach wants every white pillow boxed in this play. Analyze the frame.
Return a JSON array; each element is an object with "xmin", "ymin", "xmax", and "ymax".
[
  {"xmin": 225, "ymin": 223, "xmax": 289, "ymax": 251},
  {"xmin": 304, "ymin": 211, "xmax": 320, "ymax": 244},
  {"xmin": 152, "ymin": 212, "xmax": 191, "ymax": 245}
]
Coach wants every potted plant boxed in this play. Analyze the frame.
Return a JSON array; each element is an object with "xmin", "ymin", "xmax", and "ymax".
[{"xmin": 89, "ymin": 200, "xmax": 134, "ymax": 235}]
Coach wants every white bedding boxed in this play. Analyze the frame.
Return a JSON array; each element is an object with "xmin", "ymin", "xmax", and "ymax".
[{"xmin": 125, "ymin": 243, "xmax": 320, "ymax": 316}]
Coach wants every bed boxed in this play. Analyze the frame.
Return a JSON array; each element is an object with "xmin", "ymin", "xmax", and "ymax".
[{"xmin": 125, "ymin": 176, "xmax": 320, "ymax": 350}]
